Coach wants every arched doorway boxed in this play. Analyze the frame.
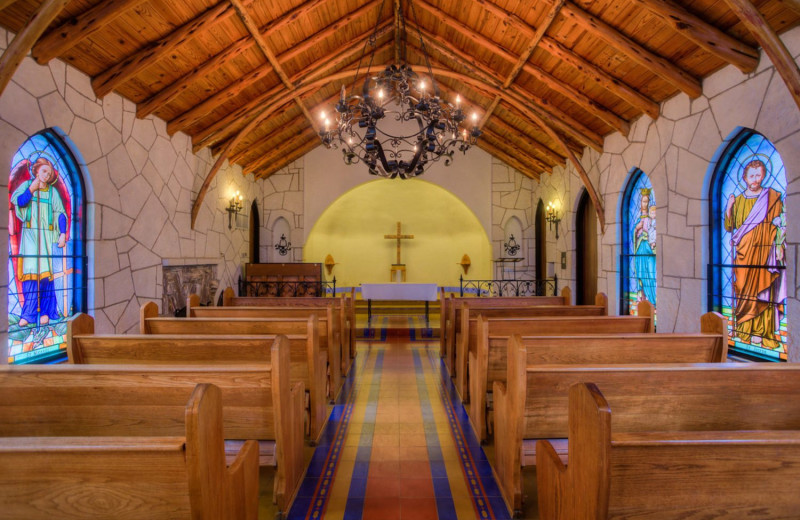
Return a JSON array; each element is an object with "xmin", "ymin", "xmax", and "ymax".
[
  {"xmin": 535, "ymin": 200, "xmax": 546, "ymax": 292},
  {"xmin": 575, "ymin": 190, "xmax": 598, "ymax": 305},
  {"xmin": 249, "ymin": 200, "xmax": 260, "ymax": 263}
]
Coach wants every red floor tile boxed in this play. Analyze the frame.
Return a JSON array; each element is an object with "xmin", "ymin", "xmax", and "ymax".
[
  {"xmin": 369, "ymin": 460, "xmax": 400, "ymax": 478},
  {"xmin": 400, "ymin": 445, "xmax": 429, "ymax": 461},
  {"xmin": 366, "ymin": 477, "xmax": 400, "ymax": 498},
  {"xmin": 400, "ymin": 477, "xmax": 435, "ymax": 498},
  {"xmin": 400, "ymin": 497, "xmax": 438, "ymax": 520},
  {"xmin": 363, "ymin": 497, "xmax": 401, "ymax": 520},
  {"xmin": 400, "ymin": 460, "xmax": 431, "ymax": 478}
]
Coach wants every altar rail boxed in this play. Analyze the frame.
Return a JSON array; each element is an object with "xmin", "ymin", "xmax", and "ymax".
[
  {"xmin": 459, "ymin": 275, "xmax": 558, "ymax": 297},
  {"xmin": 238, "ymin": 277, "xmax": 337, "ymax": 298}
]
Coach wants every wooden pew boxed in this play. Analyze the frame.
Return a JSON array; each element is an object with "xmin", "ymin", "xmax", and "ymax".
[
  {"xmin": 219, "ymin": 286, "xmax": 355, "ymax": 376},
  {"xmin": 0, "ymin": 381, "xmax": 260, "ymax": 519},
  {"xmin": 443, "ymin": 287, "xmax": 575, "ymax": 373},
  {"xmin": 536, "ymin": 376, "xmax": 800, "ymax": 520},
  {"xmin": 141, "ymin": 301, "xmax": 342, "ymax": 401},
  {"xmin": 69, "ymin": 313, "xmax": 326, "ymax": 442},
  {"xmin": 455, "ymin": 293, "xmax": 614, "ymax": 402},
  {"xmin": 493, "ymin": 341, "xmax": 800, "ymax": 515},
  {"xmin": 469, "ymin": 311, "xmax": 726, "ymax": 442}
]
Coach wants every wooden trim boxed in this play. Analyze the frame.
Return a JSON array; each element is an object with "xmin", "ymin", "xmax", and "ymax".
[
  {"xmin": 476, "ymin": 0, "xmax": 661, "ymax": 119},
  {"xmin": 481, "ymin": 126, "xmax": 553, "ymax": 173},
  {"xmin": 0, "ymin": 0, "xmax": 69, "ymax": 96},
  {"xmin": 478, "ymin": 96, "xmax": 501, "ymax": 128},
  {"xmin": 243, "ymin": 128, "xmax": 318, "ymax": 175},
  {"xmin": 502, "ymin": 0, "xmax": 564, "ymax": 89},
  {"xmin": 394, "ymin": 0, "xmax": 401, "ymax": 63},
  {"xmin": 0, "ymin": 0, "xmax": 18, "ymax": 11},
  {"xmin": 214, "ymin": 98, "xmax": 302, "ymax": 158},
  {"xmin": 723, "ymin": 0, "xmax": 800, "ymax": 111},
  {"xmin": 777, "ymin": 0, "xmax": 800, "ymax": 15},
  {"xmin": 91, "ymin": 2, "xmax": 233, "ymax": 98},
  {"xmin": 476, "ymin": 140, "xmax": 541, "ymax": 180},
  {"xmin": 480, "ymin": 132, "xmax": 549, "ymax": 176},
  {"xmin": 486, "ymin": 116, "xmax": 565, "ymax": 164},
  {"xmin": 256, "ymin": 138, "xmax": 320, "ymax": 180},
  {"xmin": 32, "ymin": 0, "xmax": 143, "ymax": 64},
  {"xmin": 561, "ymin": 1, "xmax": 702, "ymax": 98},
  {"xmin": 633, "ymin": 0, "xmax": 759, "ymax": 73}
]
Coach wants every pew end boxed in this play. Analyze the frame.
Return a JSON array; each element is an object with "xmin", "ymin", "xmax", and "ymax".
[
  {"xmin": 560, "ymin": 286, "xmax": 571, "ymax": 305},
  {"xmin": 140, "ymin": 301, "xmax": 159, "ymax": 333},
  {"xmin": 594, "ymin": 292, "xmax": 608, "ymax": 315},
  {"xmin": 223, "ymin": 286, "xmax": 236, "ymax": 306},
  {"xmin": 186, "ymin": 293, "xmax": 201, "ymax": 315}
]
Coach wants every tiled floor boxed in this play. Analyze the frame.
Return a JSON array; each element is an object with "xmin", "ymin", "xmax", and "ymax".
[{"xmin": 286, "ymin": 318, "xmax": 510, "ymax": 520}]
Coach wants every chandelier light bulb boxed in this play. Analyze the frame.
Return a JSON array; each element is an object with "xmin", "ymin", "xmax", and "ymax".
[
  {"xmin": 419, "ymin": 80, "xmax": 425, "ymax": 92},
  {"xmin": 471, "ymin": 112, "xmax": 478, "ymax": 122},
  {"xmin": 320, "ymin": 111, "xmax": 326, "ymax": 120},
  {"xmin": 456, "ymin": 95, "xmax": 461, "ymax": 106},
  {"xmin": 378, "ymin": 89, "xmax": 384, "ymax": 99}
]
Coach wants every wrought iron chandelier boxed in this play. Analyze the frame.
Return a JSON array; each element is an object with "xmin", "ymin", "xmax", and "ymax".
[{"xmin": 318, "ymin": 0, "xmax": 481, "ymax": 179}]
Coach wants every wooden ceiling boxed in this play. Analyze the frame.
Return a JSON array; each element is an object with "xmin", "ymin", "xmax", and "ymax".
[{"xmin": 1, "ymin": 0, "xmax": 799, "ymax": 211}]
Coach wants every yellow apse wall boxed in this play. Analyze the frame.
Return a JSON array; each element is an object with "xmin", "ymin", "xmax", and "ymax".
[{"xmin": 304, "ymin": 179, "xmax": 491, "ymax": 287}]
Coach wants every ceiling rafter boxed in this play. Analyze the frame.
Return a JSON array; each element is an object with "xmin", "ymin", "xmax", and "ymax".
[
  {"xmin": 0, "ymin": 0, "xmax": 69, "ymax": 96},
  {"xmin": 723, "ymin": 0, "xmax": 800, "ymax": 110},
  {"xmin": 256, "ymin": 136, "xmax": 321, "ymax": 180},
  {"xmin": 560, "ymin": 1, "xmax": 702, "ymax": 98},
  {"xmin": 32, "ymin": 0, "xmax": 143, "ymax": 64},
  {"xmin": 477, "ymin": 138, "xmax": 542, "ymax": 180},
  {"xmin": 631, "ymin": 0, "xmax": 759, "ymax": 73},
  {"xmin": 195, "ymin": 35, "xmax": 393, "ymax": 153},
  {"xmin": 0, "ymin": 0, "xmax": 19, "ymax": 11},
  {"xmin": 480, "ymin": 127, "xmax": 552, "ymax": 174},
  {"xmin": 486, "ymin": 115, "xmax": 565, "ymax": 165},
  {"xmin": 243, "ymin": 127, "xmax": 319, "ymax": 174},
  {"xmin": 413, "ymin": 0, "xmax": 630, "ymax": 136},
  {"xmin": 169, "ymin": 0, "xmax": 386, "ymax": 136},
  {"xmin": 136, "ymin": 0, "xmax": 332, "ymax": 119},
  {"xmin": 91, "ymin": 1, "xmax": 233, "ymax": 98},
  {"xmin": 412, "ymin": 27, "xmax": 602, "ymax": 151},
  {"xmin": 474, "ymin": 0, "xmax": 661, "ymax": 118},
  {"xmin": 229, "ymin": 0, "xmax": 318, "ymax": 134}
]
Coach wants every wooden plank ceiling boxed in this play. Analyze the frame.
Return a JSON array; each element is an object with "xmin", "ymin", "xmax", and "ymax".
[{"xmin": 1, "ymin": 0, "xmax": 798, "ymax": 183}]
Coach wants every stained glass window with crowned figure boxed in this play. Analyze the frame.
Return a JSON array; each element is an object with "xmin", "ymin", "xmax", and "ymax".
[
  {"xmin": 620, "ymin": 168, "xmax": 657, "ymax": 322},
  {"xmin": 7, "ymin": 130, "xmax": 86, "ymax": 364},
  {"xmin": 709, "ymin": 129, "xmax": 787, "ymax": 361}
]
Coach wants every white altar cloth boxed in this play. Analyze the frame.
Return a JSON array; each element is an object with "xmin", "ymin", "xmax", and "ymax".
[{"xmin": 361, "ymin": 283, "xmax": 439, "ymax": 301}]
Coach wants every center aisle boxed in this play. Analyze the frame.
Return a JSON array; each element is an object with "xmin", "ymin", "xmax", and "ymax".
[{"xmin": 287, "ymin": 317, "xmax": 510, "ymax": 520}]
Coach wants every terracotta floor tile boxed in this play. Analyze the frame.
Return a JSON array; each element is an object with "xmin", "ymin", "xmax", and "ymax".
[
  {"xmin": 372, "ymin": 433, "xmax": 400, "ymax": 446},
  {"xmin": 400, "ymin": 497, "xmax": 438, "ymax": 520},
  {"xmin": 363, "ymin": 497, "xmax": 401, "ymax": 520},
  {"xmin": 372, "ymin": 444, "xmax": 400, "ymax": 461},
  {"xmin": 399, "ymin": 445, "xmax": 429, "ymax": 461},
  {"xmin": 369, "ymin": 460, "xmax": 400, "ymax": 479},
  {"xmin": 403, "ymin": 433, "xmax": 429, "ymax": 446},
  {"xmin": 400, "ymin": 460, "xmax": 431, "ymax": 478},
  {"xmin": 365, "ymin": 477, "xmax": 401, "ymax": 498},
  {"xmin": 400, "ymin": 477, "xmax": 435, "ymax": 498}
]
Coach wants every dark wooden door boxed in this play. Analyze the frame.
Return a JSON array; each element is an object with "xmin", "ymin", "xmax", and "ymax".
[
  {"xmin": 249, "ymin": 200, "xmax": 260, "ymax": 264},
  {"xmin": 535, "ymin": 200, "xmax": 546, "ymax": 288},
  {"xmin": 575, "ymin": 191, "xmax": 597, "ymax": 305}
]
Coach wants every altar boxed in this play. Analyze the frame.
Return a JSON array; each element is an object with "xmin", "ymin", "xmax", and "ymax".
[{"xmin": 361, "ymin": 283, "xmax": 439, "ymax": 326}]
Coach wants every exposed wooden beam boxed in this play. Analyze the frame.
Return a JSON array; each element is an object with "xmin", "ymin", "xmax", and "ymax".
[
  {"xmin": 632, "ymin": 0, "xmax": 759, "ymax": 73},
  {"xmin": 92, "ymin": 2, "xmax": 233, "ymax": 99},
  {"xmin": 0, "ymin": 0, "xmax": 69, "ymax": 96},
  {"xmin": 477, "ymin": 0, "xmax": 660, "ymax": 119},
  {"xmin": 477, "ymin": 139, "xmax": 541, "ymax": 180},
  {"xmin": 243, "ymin": 128, "xmax": 318, "ymax": 175},
  {"xmin": 256, "ymin": 137, "xmax": 320, "ymax": 180},
  {"xmin": 561, "ymin": 1, "xmax": 702, "ymax": 98},
  {"xmin": 776, "ymin": 0, "xmax": 800, "ymax": 15},
  {"xmin": 230, "ymin": 113, "xmax": 311, "ymax": 164},
  {"xmin": 414, "ymin": 28, "xmax": 603, "ymax": 151},
  {"xmin": 32, "ymin": 0, "xmax": 143, "ymax": 64},
  {"xmin": 481, "ymin": 128, "xmax": 552, "ymax": 174},
  {"xmin": 136, "ymin": 0, "xmax": 331, "ymax": 119},
  {"xmin": 723, "ymin": 0, "xmax": 800, "ymax": 111},
  {"xmin": 414, "ymin": 0, "xmax": 629, "ymax": 135},
  {"xmin": 170, "ymin": 0, "xmax": 384, "ymax": 136},
  {"xmin": 0, "ymin": 0, "xmax": 19, "ymax": 11},
  {"xmin": 192, "ymin": 36, "xmax": 393, "ymax": 151},
  {"xmin": 486, "ymin": 115, "xmax": 566, "ymax": 165},
  {"xmin": 503, "ymin": 0, "xmax": 564, "ymax": 89},
  {"xmin": 394, "ymin": 0, "xmax": 401, "ymax": 63},
  {"xmin": 537, "ymin": 38, "xmax": 660, "ymax": 119},
  {"xmin": 478, "ymin": 96, "xmax": 500, "ymax": 128}
]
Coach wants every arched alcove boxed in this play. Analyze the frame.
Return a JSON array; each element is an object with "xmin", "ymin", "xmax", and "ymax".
[
  {"xmin": 575, "ymin": 189, "xmax": 598, "ymax": 305},
  {"xmin": 270, "ymin": 216, "xmax": 292, "ymax": 262},
  {"xmin": 304, "ymin": 179, "xmax": 491, "ymax": 287}
]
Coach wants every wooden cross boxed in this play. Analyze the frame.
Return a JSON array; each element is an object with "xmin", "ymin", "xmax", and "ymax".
[{"xmin": 384, "ymin": 221, "xmax": 414, "ymax": 264}]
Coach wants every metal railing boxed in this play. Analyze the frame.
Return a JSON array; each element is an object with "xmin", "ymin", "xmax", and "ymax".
[
  {"xmin": 459, "ymin": 275, "xmax": 558, "ymax": 297},
  {"xmin": 238, "ymin": 277, "xmax": 337, "ymax": 297}
]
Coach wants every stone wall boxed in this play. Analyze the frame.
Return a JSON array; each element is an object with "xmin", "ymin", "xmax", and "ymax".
[
  {"xmin": 491, "ymin": 158, "xmax": 535, "ymax": 280},
  {"xmin": 262, "ymin": 157, "xmax": 305, "ymax": 263},
  {"xmin": 532, "ymin": 25, "xmax": 800, "ymax": 361},
  {"xmin": 0, "ymin": 26, "xmax": 260, "ymax": 354}
]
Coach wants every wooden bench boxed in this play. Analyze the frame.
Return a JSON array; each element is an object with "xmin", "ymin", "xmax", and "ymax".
[
  {"xmin": 535, "ymin": 374, "xmax": 800, "ymax": 520},
  {"xmin": 442, "ymin": 287, "xmax": 574, "ymax": 373},
  {"xmin": 69, "ymin": 313, "xmax": 326, "ymax": 442},
  {"xmin": 223, "ymin": 286, "xmax": 356, "ymax": 371},
  {"xmin": 141, "ymin": 301, "xmax": 342, "ymax": 402},
  {"xmin": 493, "ymin": 343, "xmax": 800, "ymax": 514},
  {"xmin": 455, "ymin": 294, "xmax": 615, "ymax": 402},
  {"xmin": 469, "ymin": 310, "xmax": 726, "ymax": 442}
]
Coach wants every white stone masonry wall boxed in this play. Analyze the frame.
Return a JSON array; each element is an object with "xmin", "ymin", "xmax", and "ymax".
[
  {"xmin": 261, "ymin": 158, "xmax": 304, "ymax": 263},
  {"xmin": 491, "ymin": 158, "xmax": 534, "ymax": 280}
]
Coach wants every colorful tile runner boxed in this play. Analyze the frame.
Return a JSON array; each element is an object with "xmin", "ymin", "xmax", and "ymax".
[{"xmin": 288, "ymin": 320, "xmax": 510, "ymax": 520}]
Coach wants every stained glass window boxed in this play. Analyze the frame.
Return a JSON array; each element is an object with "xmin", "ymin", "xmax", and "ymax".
[
  {"xmin": 709, "ymin": 129, "xmax": 787, "ymax": 361},
  {"xmin": 620, "ymin": 168, "xmax": 656, "ymax": 321},
  {"xmin": 7, "ymin": 130, "xmax": 86, "ymax": 364}
]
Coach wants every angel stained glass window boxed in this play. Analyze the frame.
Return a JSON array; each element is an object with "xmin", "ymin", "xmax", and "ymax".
[
  {"xmin": 709, "ymin": 129, "xmax": 787, "ymax": 361},
  {"xmin": 620, "ymin": 168, "xmax": 656, "ymax": 321},
  {"xmin": 7, "ymin": 130, "xmax": 86, "ymax": 364}
]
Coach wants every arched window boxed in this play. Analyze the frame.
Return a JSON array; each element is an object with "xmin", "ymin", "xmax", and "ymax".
[
  {"xmin": 7, "ymin": 130, "xmax": 86, "ymax": 364},
  {"xmin": 709, "ymin": 129, "xmax": 787, "ymax": 361},
  {"xmin": 620, "ymin": 168, "xmax": 656, "ymax": 319}
]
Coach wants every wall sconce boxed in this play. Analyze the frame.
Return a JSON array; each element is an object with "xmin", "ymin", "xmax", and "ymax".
[
  {"xmin": 324, "ymin": 254, "xmax": 337, "ymax": 275},
  {"xmin": 274, "ymin": 233, "xmax": 292, "ymax": 256},
  {"xmin": 458, "ymin": 254, "xmax": 471, "ymax": 275},
  {"xmin": 504, "ymin": 234, "xmax": 520, "ymax": 256},
  {"xmin": 546, "ymin": 201, "xmax": 561, "ymax": 238},
  {"xmin": 226, "ymin": 190, "xmax": 243, "ymax": 230}
]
